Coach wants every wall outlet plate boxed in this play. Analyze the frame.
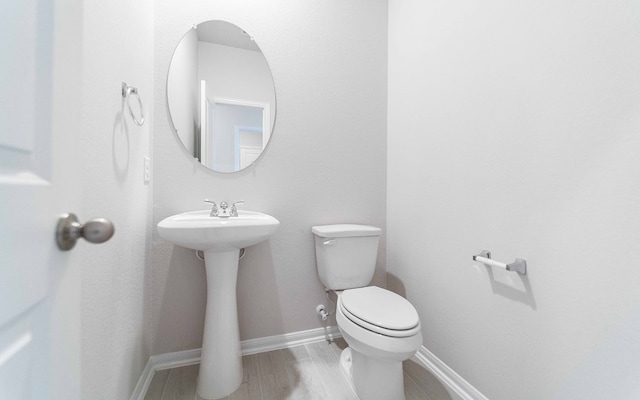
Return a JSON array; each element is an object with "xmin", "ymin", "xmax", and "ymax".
[{"xmin": 144, "ymin": 156, "xmax": 150, "ymax": 184}]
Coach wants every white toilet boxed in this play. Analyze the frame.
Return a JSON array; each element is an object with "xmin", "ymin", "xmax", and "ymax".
[{"xmin": 312, "ymin": 224, "xmax": 422, "ymax": 400}]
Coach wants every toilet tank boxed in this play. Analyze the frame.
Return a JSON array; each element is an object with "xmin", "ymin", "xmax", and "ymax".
[{"xmin": 311, "ymin": 224, "xmax": 382, "ymax": 290}]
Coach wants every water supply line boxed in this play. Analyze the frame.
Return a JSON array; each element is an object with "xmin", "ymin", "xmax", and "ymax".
[
  {"xmin": 325, "ymin": 288, "xmax": 336, "ymax": 314},
  {"xmin": 316, "ymin": 304, "xmax": 329, "ymax": 321},
  {"xmin": 316, "ymin": 288, "xmax": 338, "ymax": 321}
]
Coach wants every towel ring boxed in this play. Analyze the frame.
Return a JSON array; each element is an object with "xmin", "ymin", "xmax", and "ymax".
[{"xmin": 122, "ymin": 82, "xmax": 145, "ymax": 126}]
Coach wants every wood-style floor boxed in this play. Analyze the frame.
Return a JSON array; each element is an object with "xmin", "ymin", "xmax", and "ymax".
[{"xmin": 144, "ymin": 338, "xmax": 436, "ymax": 400}]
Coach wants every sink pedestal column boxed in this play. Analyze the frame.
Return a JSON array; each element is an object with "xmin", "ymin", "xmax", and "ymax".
[{"xmin": 197, "ymin": 249, "xmax": 242, "ymax": 399}]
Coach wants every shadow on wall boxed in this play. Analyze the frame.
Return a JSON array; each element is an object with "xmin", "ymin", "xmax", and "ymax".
[
  {"xmin": 485, "ymin": 265, "xmax": 537, "ymax": 310},
  {"xmin": 237, "ymin": 240, "xmax": 286, "ymax": 340},
  {"xmin": 387, "ymin": 272, "xmax": 407, "ymax": 297},
  {"xmin": 112, "ymin": 110, "xmax": 130, "ymax": 183},
  {"xmin": 155, "ymin": 246, "xmax": 208, "ymax": 351}
]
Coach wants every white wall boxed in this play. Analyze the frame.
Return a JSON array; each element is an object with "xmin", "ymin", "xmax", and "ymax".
[
  {"xmin": 151, "ymin": 0, "xmax": 388, "ymax": 355},
  {"xmin": 167, "ymin": 28, "xmax": 198, "ymax": 154},
  {"xmin": 387, "ymin": 1, "xmax": 640, "ymax": 399},
  {"xmin": 78, "ymin": 1, "xmax": 154, "ymax": 399}
]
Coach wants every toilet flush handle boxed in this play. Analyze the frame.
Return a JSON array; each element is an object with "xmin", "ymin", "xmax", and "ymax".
[{"xmin": 323, "ymin": 239, "xmax": 336, "ymax": 246}]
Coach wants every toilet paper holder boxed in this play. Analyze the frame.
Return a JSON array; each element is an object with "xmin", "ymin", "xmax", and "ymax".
[{"xmin": 473, "ymin": 250, "xmax": 527, "ymax": 275}]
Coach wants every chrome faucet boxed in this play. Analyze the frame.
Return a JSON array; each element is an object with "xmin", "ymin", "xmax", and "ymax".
[
  {"xmin": 204, "ymin": 199, "xmax": 244, "ymax": 217},
  {"xmin": 219, "ymin": 201, "xmax": 230, "ymax": 216},
  {"xmin": 230, "ymin": 200, "xmax": 244, "ymax": 217},
  {"xmin": 204, "ymin": 199, "xmax": 218, "ymax": 217}
]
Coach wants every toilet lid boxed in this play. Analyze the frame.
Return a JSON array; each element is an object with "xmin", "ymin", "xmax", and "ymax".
[{"xmin": 340, "ymin": 286, "xmax": 420, "ymax": 337}]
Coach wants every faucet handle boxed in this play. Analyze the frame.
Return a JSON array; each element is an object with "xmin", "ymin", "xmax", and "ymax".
[
  {"xmin": 204, "ymin": 199, "xmax": 218, "ymax": 217},
  {"xmin": 231, "ymin": 200, "xmax": 244, "ymax": 217}
]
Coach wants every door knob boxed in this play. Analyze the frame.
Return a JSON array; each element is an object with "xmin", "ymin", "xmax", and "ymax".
[{"xmin": 56, "ymin": 213, "xmax": 115, "ymax": 251}]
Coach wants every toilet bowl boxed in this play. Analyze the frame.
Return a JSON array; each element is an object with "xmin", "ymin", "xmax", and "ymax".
[
  {"xmin": 312, "ymin": 224, "xmax": 422, "ymax": 400},
  {"xmin": 336, "ymin": 286, "xmax": 422, "ymax": 400}
]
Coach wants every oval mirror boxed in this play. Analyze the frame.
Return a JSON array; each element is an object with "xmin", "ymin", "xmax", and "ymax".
[{"xmin": 167, "ymin": 21, "xmax": 276, "ymax": 173}]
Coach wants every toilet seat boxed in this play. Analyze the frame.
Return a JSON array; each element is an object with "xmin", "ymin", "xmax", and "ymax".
[{"xmin": 340, "ymin": 286, "xmax": 420, "ymax": 338}]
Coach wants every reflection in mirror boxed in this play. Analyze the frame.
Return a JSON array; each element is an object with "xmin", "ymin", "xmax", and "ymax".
[{"xmin": 167, "ymin": 21, "xmax": 276, "ymax": 173}]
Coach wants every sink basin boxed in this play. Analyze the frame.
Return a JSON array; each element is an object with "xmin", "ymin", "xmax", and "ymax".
[
  {"xmin": 157, "ymin": 209, "xmax": 279, "ymax": 399},
  {"xmin": 157, "ymin": 210, "xmax": 279, "ymax": 252}
]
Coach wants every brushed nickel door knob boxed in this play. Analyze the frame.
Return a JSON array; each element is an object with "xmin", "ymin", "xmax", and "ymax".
[{"xmin": 56, "ymin": 213, "xmax": 115, "ymax": 251}]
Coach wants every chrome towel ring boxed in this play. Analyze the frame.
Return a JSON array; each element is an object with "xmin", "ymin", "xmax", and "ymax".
[{"xmin": 122, "ymin": 82, "xmax": 145, "ymax": 126}]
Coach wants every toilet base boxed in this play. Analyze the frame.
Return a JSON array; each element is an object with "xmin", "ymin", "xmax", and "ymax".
[
  {"xmin": 339, "ymin": 347, "xmax": 406, "ymax": 400},
  {"xmin": 339, "ymin": 347, "xmax": 355, "ymax": 389}
]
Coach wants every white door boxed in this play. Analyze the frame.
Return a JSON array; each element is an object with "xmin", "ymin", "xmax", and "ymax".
[{"xmin": 1, "ymin": 2, "xmax": 85, "ymax": 399}]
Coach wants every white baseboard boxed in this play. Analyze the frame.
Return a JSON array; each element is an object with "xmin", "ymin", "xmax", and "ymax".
[
  {"xmin": 128, "ymin": 357, "xmax": 156, "ymax": 400},
  {"xmin": 130, "ymin": 327, "xmax": 488, "ymax": 400},
  {"xmin": 414, "ymin": 346, "xmax": 489, "ymax": 400},
  {"xmin": 241, "ymin": 325, "xmax": 341, "ymax": 355},
  {"xmin": 129, "ymin": 326, "xmax": 341, "ymax": 400}
]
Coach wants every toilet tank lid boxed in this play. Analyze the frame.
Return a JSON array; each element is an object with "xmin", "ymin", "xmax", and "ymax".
[{"xmin": 312, "ymin": 224, "xmax": 381, "ymax": 238}]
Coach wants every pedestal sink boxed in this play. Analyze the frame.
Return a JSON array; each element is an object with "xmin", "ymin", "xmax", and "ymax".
[{"xmin": 157, "ymin": 210, "xmax": 279, "ymax": 399}]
